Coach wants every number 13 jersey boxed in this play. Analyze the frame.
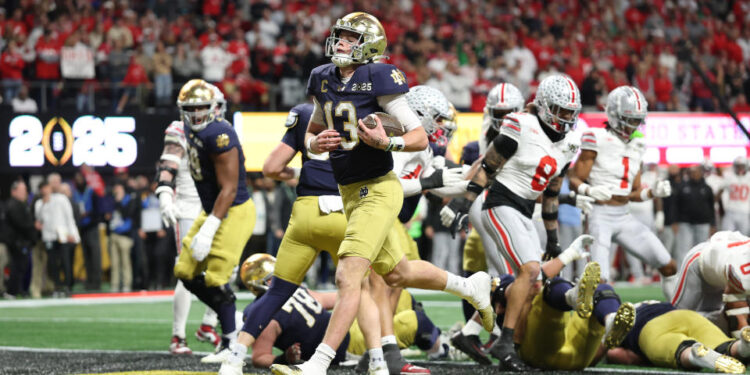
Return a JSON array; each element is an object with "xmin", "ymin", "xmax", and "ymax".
[
  {"xmin": 581, "ymin": 127, "xmax": 646, "ymax": 196},
  {"xmin": 491, "ymin": 112, "xmax": 580, "ymax": 203},
  {"xmin": 306, "ymin": 62, "xmax": 410, "ymax": 185}
]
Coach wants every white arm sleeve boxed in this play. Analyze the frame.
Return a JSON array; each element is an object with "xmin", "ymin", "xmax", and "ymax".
[
  {"xmin": 400, "ymin": 179, "xmax": 424, "ymax": 197},
  {"xmin": 429, "ymin": 180, "xmax": 471, "ymax": 198},
  {"xmin": 310, "ymin": 97, "xmax": 325, "ymax": 126},
  {"xmin": 378, "ymin": 94, "xmax": 422, "ymax": 132}
]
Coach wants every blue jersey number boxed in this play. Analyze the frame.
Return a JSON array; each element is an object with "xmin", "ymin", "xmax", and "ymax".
[{"xmin": 323, "ymin": 101, "xmax": 358, "ymax": 150}]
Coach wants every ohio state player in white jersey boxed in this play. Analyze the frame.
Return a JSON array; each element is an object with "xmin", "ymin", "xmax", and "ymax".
[
  {"xmin": 157, "ymin": 85, "xmax": 227, "ymax": 354},
  {"xmin": 446, "ymin": 75, "xmax": 593, "ymax": 371},
  {"xmin": 668, "ymin": 231, "xmax": 750, "ymax": 337},
  {"xmin": 570, "ymin": 86, "xmax": 677, "ymax": 284},
  {"xmin": 719, "ymin": 156, "xmax": 750, "ymax": 234}
]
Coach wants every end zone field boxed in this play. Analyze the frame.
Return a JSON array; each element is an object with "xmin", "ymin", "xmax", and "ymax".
[{"xmin": 0, "ymin": 285, "xmax": 743, "ymax": 374}]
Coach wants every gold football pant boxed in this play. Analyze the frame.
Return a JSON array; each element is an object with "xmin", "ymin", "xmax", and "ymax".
[
  {"xmin": 519, "ymin": 294, "xmax": 605, "ymax": 370},
  {"xmin": 638, "ymin": 309, "xmax": 734, "ymax": 369},
  {"xmin": 273, "ymin": 196, "xmax": 346, "ymax": 285},
  {"xmin": 174, "ymin": 199, "xmax": 255, "ymax": 287},
  {"xmin": 338, "ymin": 172, "xmax": 404, "ymax": 275}
]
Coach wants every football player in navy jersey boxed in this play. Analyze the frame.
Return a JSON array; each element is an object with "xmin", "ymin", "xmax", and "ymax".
[
  {"xmin": 172, "ymin": 79, "xmax": 255, "ymax": 358},
  {"xmin": 269, "ymin": 12, "xmax": 493, "ymax": 375}
]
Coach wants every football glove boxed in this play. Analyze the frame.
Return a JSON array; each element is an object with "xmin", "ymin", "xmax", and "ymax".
[
  {"xmin": 190, "ymin": 215, "xmax": 221, "ymax": 262},
  {"xmin": 440, "ymin": 199, "xmax": 470, "ymax": 238},
  {"xmin": 578, "ymin": 183, "xmax": 612, "ymax": 201},
  {"xmin": 652, "ymin": 180, "xmax": 672, "ymax": 198},
  {"xmin": 558, "ymin": 235, "xmax": 594, "ymax": 265},
  {"xmin": 156, "ymin": 187, "xmax": 177, "ymax": 228}
]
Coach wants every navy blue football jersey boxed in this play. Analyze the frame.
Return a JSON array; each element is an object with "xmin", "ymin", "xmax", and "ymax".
[
  {"xmin": 184, "ymin": 119, "xmax": 250, "ymax": 213},
  {"xmin": 271, "ymin": 287, "xmax": 349, "ymax": 365},
  {"xmin": 306, "ymin": 63, "xmax": 410, "ymax": 185},
  {"xmin": 461, "ymin": 141, "xmax": 480, "ymax": 166},
  {"xmin": 620, "ymin": 302, "xmax": 675, "ymax": 360},
  {"xmin": 281, "ymin": 103, "xmax": 339, "ymax": 197}
]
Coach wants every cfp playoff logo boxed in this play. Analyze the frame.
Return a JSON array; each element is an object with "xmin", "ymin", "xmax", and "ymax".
[{"xmin": 8, "ymin": 115, "xmax": 137, "ymax": 168}]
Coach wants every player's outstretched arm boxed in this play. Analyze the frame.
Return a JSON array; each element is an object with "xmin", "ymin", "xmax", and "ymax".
[
  {"xmin": 263, "ymin": 142, "xmax": 299, "ymax": 181},
  {"xmin": 251, "ymin": 319, "xmax": 284, "ymax": 368}
]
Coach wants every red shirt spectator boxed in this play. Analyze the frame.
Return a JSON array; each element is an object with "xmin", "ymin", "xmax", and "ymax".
[
  {"xmin": 35, "ymin": 34, "xmax": 61, "ymax": 80},
  {"xmin": 203, "ymin": 0, "xmax": 223, "ymax": 17},
  {"xmin": 653, "ymin": 71, "xmax": 673, "ymax": 104},
  {"xmin": 732, "ymin": 95, "xmax": 750, "ymax": 113},
  {"xmin": 122, "ymin": 59, "xmax": 149, "ymax": 87},
  {"xmin": 1, "ymin": 44, "xmax": 25, "ymax": 80},
  {"xmin": 624, "ymin": 6, "xmax": 645, "ymax": 26}
]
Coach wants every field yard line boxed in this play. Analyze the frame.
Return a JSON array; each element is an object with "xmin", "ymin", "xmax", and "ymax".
[
  {"xmin": 0, "ymin": 292, "xmax": 463, "ymax": 309},
  {"xmin": 0, "ymin": 346, "xmax": 213, "ymax": 356},
  {"xmin": 0, "ymin": 316, "xmax": 208, "ymax": 324}
]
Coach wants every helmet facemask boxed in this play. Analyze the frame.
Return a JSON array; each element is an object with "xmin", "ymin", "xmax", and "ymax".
[
  {"xmin": 539, "ymin": 100, "xmax": 580, "ymax": 134},
  {"xmin": 611, "ymin": 113, "xmax": 645, "ymax": 141},
  {"xmin": 324, "ymin": 12, "xmax": 387, "ymax": 68},
  {"xmin": 488, "ymin": 108, "xmax": 515, "ymax": 131},
  {"xmin": 180, "ymin": 103, "xmax": 216, "ymax": 132},
  {"xmin": 425, "ymin": 115, "xmax": 456, "ymax": 147}
]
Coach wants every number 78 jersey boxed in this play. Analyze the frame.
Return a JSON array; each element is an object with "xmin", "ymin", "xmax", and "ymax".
[
  {"xmin": 496, "ymin": 113, "xmax": 580, "ymax": 200},
  {"xmin": 581, "ymin": 127, "xmax": 646, "ymax": 196}
]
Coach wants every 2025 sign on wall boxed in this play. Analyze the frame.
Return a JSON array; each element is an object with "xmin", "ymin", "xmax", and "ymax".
[{"xmin": 1, "ymin": 112, "xmax": 172, "ymax": 174}]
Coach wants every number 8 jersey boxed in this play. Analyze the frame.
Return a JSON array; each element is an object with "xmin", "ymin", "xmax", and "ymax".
[
  {"xmin": 580, "ymin": 127, "xmax": 647, "ymax": 196},
  {"xmin": 306, "ymin": 62, "xmax": 410, "ymax": 185},
  {"xmin": 488, "ymin": 112, "xmax": 580, "ymax": 212}
]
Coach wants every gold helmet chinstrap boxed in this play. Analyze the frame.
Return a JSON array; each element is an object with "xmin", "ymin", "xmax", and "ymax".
[
  {"xmin": 240, "ymin": 253, "xmax": 276, "ymax": 296},
  {"xmin": 325, "ymin": 12, "xmax": 387, "ymax": 67},
  {"xmin": 177, "ymin": 79, "xmax": 218, "ymax": 132}
]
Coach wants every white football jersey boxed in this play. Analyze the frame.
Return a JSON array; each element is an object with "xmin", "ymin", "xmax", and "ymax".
[
  {"xmin": 392, "ymin": 146, "xmax": 434, "ymax": 181},
  {"xmin": 164, "ymin": 121, "xmax": 202, "ymax": 219},
  {"xmin": 699, "ymin": 231, "xmax": 750, "ymax": 291},
  {"xmin": 720, "ymin": 172, "xmax": 750, "ymax": 214},
  {"xmin": 581, "ymin": 128, "xmax": 646, "ymax": 196},
  {"xmin": 494, "ymin": 113, "xmax": 580, "ymax": 200}
]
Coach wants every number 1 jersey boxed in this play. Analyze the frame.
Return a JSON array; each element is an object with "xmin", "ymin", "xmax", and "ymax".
[{"xmin": 580, "ymin": 127, "xmax": 646, "ymax": 196}]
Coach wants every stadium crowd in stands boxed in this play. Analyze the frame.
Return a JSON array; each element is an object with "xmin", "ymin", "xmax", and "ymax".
[{"xmin": 0, "ymin": 0, "xmax": 749, "ymax": 113}]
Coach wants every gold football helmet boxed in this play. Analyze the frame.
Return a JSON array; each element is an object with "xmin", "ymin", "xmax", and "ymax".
[
  {"xmin": 240, "ymin": 253, "xmax": 276, "ymax": 296},
  {"xmin": 177, "ymin": 79, "xmax": 217, "ymax": 132},
  {"xmin": 325, "ymin": 12, "xmax": 387, "ymax": 67}
]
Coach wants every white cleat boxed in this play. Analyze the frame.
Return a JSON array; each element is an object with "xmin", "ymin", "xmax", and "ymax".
[
  {"xmin": 466, "ymin": 272, "xmax": 495, "ymax": 332},
  {"xmin": 218, "ymin": 360, "xmax": 244, "ymax": 375},
  {"xmin": 201, "ymin": 347, "xmax": 231, "ymax": 364},
  {"xmin": 367, "ymin": 363, "xmax": 389, "ymax": 375},
  {"xmin": 691, "ymin": 343, "xmax": 746, "ymax": 374}
]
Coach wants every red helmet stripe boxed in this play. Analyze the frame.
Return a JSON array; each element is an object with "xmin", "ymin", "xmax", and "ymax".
[
  {"xmin": 499, "ymin": 83, "xmax": 505, "ymax": 104},
  {"xmin": 566, "ymin": 77, "xmax": 575, "ymax": 105},
  {"xmin": 630, "ymin": 87, "xmax": 642, "ymax": 112}
]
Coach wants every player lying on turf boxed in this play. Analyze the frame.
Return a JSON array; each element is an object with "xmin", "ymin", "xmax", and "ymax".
[
  {"xmin": 607, "ymin": 301, "xmax": 749, "ymax": 373},
  {"xmin": 569, "ymin": 86, "xmax": 677, "ymax": 287},
  {"xmin": 667, "ymin": 230, "xmax": 750, "ymax": 337},
  {"xmin": 238, "ymin": 254, "xmax": 454, "ymax": 368}
]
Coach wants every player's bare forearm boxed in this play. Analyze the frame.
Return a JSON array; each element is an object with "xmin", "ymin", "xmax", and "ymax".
[
  {"xmin": 467, "ymin": 147, "xmax": 505, "ymax": 198},
  {"xmin": 210, "ymin": 148, "xmax": 239, "ymax": 219},
  {"xmin": 251, "ymin": 320, "xmax": 282, "ymax": 368},
  {"xmin": 570, "ymin": 150, "xmax": 597, "ymax": 189},
  {"xmin": 541, "ymin": 258, "xmax": 564, "ymax": 278},
  {"xmin": 401, "ymin": 126, "xmax": 428, "ymax": 151},
  {"xmin": 263, "ymin": 143, "xmax": 298, "ymax": 181},
  {"xmin": 628, "ymin": 171, "xmax": 648, "ymax": 202},
  {"xmin": 542, "ymin": 177, "xmax": 562, "ymax": 231}
]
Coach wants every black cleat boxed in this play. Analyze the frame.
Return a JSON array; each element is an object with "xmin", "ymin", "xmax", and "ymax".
[
  {"xmin": 488, "ymin": 343, "xmax": 537, "ymax": 372},
  {"xmin": 383, "ymin": 343, "xmax": 430, "ymax": 374},
  {"xmin": 450, "ymin": 331, "xmax": 492, "ymax": 365},
  {"xmin": 355, "ymin": 352, "xmax": 369, "ymax": 374}
]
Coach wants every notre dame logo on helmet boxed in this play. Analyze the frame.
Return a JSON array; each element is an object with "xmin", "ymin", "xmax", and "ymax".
[{"xmin": 359, "ymin": 186, "xmax": 368, "ymax": 199}]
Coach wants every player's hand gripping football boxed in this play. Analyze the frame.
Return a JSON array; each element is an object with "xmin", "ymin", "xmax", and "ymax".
[
  {"xmin": 190, "ymin": 215, "xmax": 221, "ymax": 262},
  {"xmin": 311, "ymin": 129, "xmax": 341, "ymax": 153},
  {"xmin": 357, "ymin": 115, "xmax": 389, "ymax": 150}
]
